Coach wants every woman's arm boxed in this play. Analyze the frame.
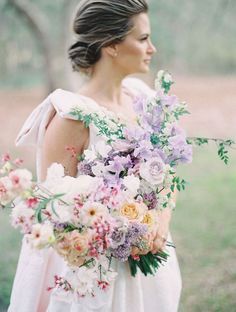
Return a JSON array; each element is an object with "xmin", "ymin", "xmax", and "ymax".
[{"xmin": 40, "ymin": 113, "xmax": 89, "ymax": 181}]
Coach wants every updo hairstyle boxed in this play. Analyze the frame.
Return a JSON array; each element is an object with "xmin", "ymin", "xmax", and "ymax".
[{"xmin": 68, "ymin": 0, "xmax": 148, "ymax": 72}]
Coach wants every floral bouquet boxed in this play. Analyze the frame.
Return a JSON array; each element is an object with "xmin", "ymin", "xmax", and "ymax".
[
  {"xmin": 0, "ymin": 156, "xmax": 167, "ymax": 297},
  {"xmin": 1, "ymin": 70, "xmax": 234, "ymax": 299}
]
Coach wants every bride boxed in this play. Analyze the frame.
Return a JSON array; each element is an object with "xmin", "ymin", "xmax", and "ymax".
[{"xmin": 9, "ymin": 0, "xmax": 182, "ymax": 311}]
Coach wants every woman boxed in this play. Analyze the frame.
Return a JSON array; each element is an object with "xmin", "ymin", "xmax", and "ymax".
[{"xmin": 9, "ymin": 0, "xmax": 182, "ymax": 311}]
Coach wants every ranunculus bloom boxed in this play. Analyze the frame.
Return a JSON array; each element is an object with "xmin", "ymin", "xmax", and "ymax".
[{"xmin": 120, "ymin": 201, "xmax": 147, "ymax": 221}]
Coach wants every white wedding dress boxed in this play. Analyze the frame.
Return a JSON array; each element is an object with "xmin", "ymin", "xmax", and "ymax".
[{"xmin": 8, "ymin": 77, "xmax": 182, "ymax": 312}]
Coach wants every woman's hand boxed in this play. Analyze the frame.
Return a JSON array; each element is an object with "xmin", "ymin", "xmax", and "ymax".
[
  {"xmin": 131, "ymin": 232, "xmax": 155, "ymax": 256},
  {"xmin": 150, "ymin": 207, "xmax": 172, "ymax": 254},
  {"xmin": 151, "ymin": 230, "xmax": 168, "ymax": 254}
]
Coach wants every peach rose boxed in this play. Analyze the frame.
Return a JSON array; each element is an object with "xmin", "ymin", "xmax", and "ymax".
[{"xmin": 120, "ymin": 201, "xmax": 147, "ymax": 221}]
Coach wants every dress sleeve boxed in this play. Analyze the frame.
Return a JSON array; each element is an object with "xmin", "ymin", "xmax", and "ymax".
[{"xmin": 15, "ymin": 89, "xmax": 90, "ymax": 147}]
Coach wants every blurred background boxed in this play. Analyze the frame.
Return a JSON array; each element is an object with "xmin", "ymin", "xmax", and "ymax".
[{"xmin": 0, "ymin": 0, "xmax": 236, "ymax": 311}]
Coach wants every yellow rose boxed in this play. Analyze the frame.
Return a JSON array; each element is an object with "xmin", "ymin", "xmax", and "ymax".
[
  {"xmin": 120, "ymin": 201, "xmax": 148, "ymax": 220},
  {"xmin": 120, "ymin": 202, "xmax": 139, "ymax": 220},
  {"xmin": 142, "ymin": 210, "xmax": 158, "ymax": 231},
  {"xmin": 142, "ymin": 212, "xmax": 154, "ymax": 226}
]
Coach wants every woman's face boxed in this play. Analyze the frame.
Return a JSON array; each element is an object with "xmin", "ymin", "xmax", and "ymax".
[{"xmin": 115, "ymin": 13, "xmax": 156, "ymax": 75}]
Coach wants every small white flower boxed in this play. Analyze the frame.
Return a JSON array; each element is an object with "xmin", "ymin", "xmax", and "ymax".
[
  {"xmin": 154, "ymin": 80, "xmax": 162, "ymax": 91},
  {"xmin": 27, "ymin": 223, "xmax": 55, "ymax": 248},
  {"xmin": 9, "ymin": 169, "xmax": 32, "ymax": 190},
  {"xmin": 157, "ymin": 70, "xmax": 165, "ymax": 80},
  {"xmin": 0, "ymin": 161, "xmax": 12, "ymax": 175},
  {"xmin": 80, "ymin": 202, "xmax": 108, "ymax": 225},
  {"xmin": 122, "ymin": 175, "xmax": 140, "ymax": 196},
  {"xmin": 91, "ymin": 163, "xmax": 107, "ymax": 176},
  {"xmin": 84, "ymin": 147, "xmax": 97, "ymax": 162},
  {"xmin": 169, "ymin": 198, "xmax": 176, "ymax": 210},
  {"xmin": 95, "ymin": 141, "xmax": 112, "ymax": 158},
  {"xmin": 0, "ymin": 176, "xmax": 14, "ymax": 205},
  {"xmin": 10, "ymin": 201, "xmax": 34, "ymax": 230},
  {"xmin": 75, "ymin": 266, "xmax": 97, "ymax": 296},
  {"xmin": 163, "ymin": 73, "xmax": 173, "ymax": 83},
  {"xmin": 158, "ymin": 194, "xmax": 168, "ymax": 207}
]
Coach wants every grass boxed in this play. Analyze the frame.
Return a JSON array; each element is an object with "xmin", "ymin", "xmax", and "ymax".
[
  {"xmin": 0, "ymin": 146, "xmax": 236, "ymax": 311},
  {"xmin": 173, "ymin": 146, "xmax": 236, "ymax": 311}
]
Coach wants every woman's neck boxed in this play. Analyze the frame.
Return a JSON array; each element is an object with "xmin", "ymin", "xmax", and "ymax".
[{"xmin": 79, "ymin": 60, "xmax": 128, "ymax": 107}]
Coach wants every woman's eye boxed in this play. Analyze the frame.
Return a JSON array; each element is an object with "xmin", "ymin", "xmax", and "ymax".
[{"xmin": 140, "ymin": 37, "xmax": 148, "ymax": 41}]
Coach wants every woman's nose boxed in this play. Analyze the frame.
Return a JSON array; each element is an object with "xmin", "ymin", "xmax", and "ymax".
[{"xmin": 148, "ymin": 40, "xmax": 157, "ymax": 54}]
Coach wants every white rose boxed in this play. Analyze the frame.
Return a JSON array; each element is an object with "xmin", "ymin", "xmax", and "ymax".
[
  {"xmin": 122, "ymin": 175, "xmax": 140, "ymax": 196},
  {"xmin": 139, "ymin": 157, "xmax": 166, "ymax": 185}
]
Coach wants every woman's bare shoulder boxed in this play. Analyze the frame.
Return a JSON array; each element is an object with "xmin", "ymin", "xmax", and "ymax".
[{"xmin": 40, "ymin": 113, "xmax": 89, "ymax": 180}]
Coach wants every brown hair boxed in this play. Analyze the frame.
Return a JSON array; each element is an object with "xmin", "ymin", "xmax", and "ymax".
[{"xmin": 68, "ymin": 0, "xmax": 148, "ymax": 72}]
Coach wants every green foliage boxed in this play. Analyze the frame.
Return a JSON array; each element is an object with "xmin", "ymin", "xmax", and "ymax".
[{"xmin": 187, "ymin": 137, "xmax": 236, "ymax": 165}]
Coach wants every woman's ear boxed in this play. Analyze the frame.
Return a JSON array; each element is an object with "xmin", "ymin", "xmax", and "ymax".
[{"xmin": 103, "ymin": 44, "xmax": 118, "ymax": 58}]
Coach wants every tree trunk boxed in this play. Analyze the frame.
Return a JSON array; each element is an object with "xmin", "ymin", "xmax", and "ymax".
[{"xmin": 7, "ymin": 0, "xmax": 57, "ymax": 93}]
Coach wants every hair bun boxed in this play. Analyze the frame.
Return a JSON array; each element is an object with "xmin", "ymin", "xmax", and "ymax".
[{"xmin": 68, "ymin": 41, "xmax": 100, "ymax": 71}]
